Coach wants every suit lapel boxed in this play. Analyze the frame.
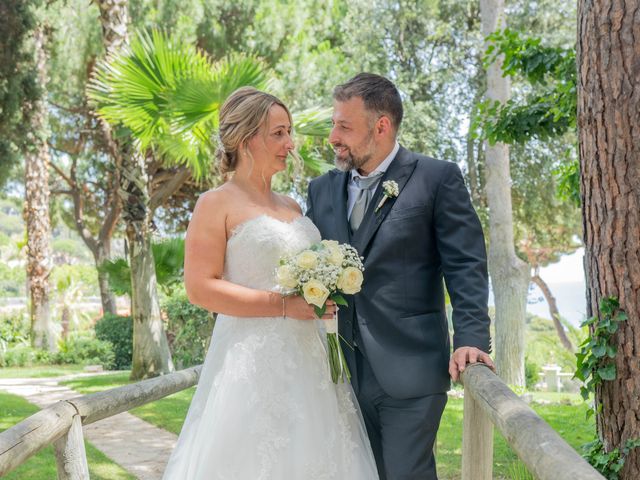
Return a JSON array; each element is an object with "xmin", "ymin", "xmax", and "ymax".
[
  {"xmin": 329, "ymin": 169, "xmax": 351, "ymax": 244},
  {"xmin": 352, "ymin": 147, "xmax": 418, "ymax": 253}
]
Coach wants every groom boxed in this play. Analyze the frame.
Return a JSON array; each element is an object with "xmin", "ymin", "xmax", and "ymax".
[{"xmin": 306, "ymin": 73, "xmax": 494, "ymax": 480}]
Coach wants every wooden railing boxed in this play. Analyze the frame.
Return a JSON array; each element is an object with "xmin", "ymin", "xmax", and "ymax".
[
  {"xmin": 0, "ymin": 366, "xmax": 201, "ymax": 479},
  {"xmin": 0, "ymin": 363, "xmax": 604, "ymax": 479},
  {"xmin": 460, "ymin": 363, "xmax": 604, "ymax": 479}
]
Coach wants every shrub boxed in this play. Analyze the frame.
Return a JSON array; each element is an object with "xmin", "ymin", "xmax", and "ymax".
[
  {"xmin": 163, "ymin": 290, "xmax": 214, "ymax": 369},
  {"xmin": 95, "ymin": 314, "xmax": 133, "ymax": 370},
  {"xmin": 54, "ymin": 335, "xmax": 115, "ymax": 369},
  {"xmin": 0, "ymin": 312, "xmax": 30, "ymax": 347},
  {"xmin": 0, "ymin": 345, "xmax": 52, "ymax": 367},
  {"xmin": 525, "ymin": 357, "xmax": 541, "ymax": 389},
  {"xmin": 0, "ymin": 264, "xmax": 26, "ymax": 297}
]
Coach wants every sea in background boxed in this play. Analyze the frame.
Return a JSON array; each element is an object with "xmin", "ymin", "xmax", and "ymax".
[{"xmin": 489, "ymin": 248, "xmax": 587, "ymax": 328}]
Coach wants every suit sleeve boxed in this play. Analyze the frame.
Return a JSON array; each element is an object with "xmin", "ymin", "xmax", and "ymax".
[{"xmin": 433, "ymin": 162, "xmax": 491, "ymax": 353}]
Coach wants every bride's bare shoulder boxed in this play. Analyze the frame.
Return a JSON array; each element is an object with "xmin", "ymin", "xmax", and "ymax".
[{"xmin": 195, "ymin": 184, "xmax": 237, "ymax": 213}]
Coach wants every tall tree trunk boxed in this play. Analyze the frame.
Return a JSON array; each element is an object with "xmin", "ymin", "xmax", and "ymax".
[
  {"xmin": 480, "ymin": 0, "xmax": 529, "ymax": 387},
  {"xmin": 124, "ymin": 157, "xmax": 174, "ymax": 379},
  {"xmin": 24, "ymin": 26, "xmax": 55, "ymax": 351},
  {"xmin": 95, "ymin": 245, "xmax": 117, "ymax": 315},
  {"xmin": 531, "ymin": 273, "xmax": 573, "ymax": 351},
  {"xmin": 578, "ymin": 1, "xmax": 640, "ymax": 477},
  {"xmin": 95, "ymin": 0, "xmax": 173, "ymax": 379}
]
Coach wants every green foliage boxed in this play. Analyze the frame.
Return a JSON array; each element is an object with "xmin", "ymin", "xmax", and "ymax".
[
  {"xmin": 99, "ymin": 238, "xmax": 185, "ymax": 297},
  {"xmin": 162, "ymin": 289, "xmax": 214, "ymax": 369},
  {"xmin": 507, "ymin": 460, "xmax": 534, "ymax": 480},
  {"xmin": 52, "ymin": 238, "xmax": 93, "ymax": 262},
  {"xmin": 0, "ymin": 207, "xmax": 23, "ymax": 236},
  {"xmin": 553, "ymin": 159, "xmax": 581, "ymax": 207},
  {"xmin": 524, "ymin": 357, "xmax": 540, "ymax": 389},
  {"xmin": 0, "ymin": 0, "xmax": 43, "ymax": 183},
  {"xmin": 525, "ymin": 315, "xmax": 583, "ymax": 374},
  {"xmin": 152, "ymin": 238, "xmax": 186, "ymax": 294},
  {"xmin": 0, "ymin": 345, "xmax": 52, "ymax": 368},
  {"xmin": 95, "ymin": 314, "xmax": 133, "ymax": 370},
  {"xmin": 582, "ymin": 438, "xmax": 640, "ymax": 480},
  {"xmin": 574, "ymin": 297, "xmax": 627, "ymax": 414},
  {"xmin": 0, "ymin": 312, "xmax": 30, "ymax": 349},
  {"xmin": 0, "ymin": 264, "xmax": 26, "ymax": 297},
  {"xmin": 97, "ymin": 258, "xmax": 131, "ymax": 296},
  {"xmin": 485, "ymin": 28, "xmax": 574, "ymax": 85},
  {"xmin": 477, "ymin": 28, "xmax": 576, "ymax": 145},
  {"xmin": 51, "ymin": 263, "xmax": 99, "ymax": 298},
  {"xmin": 87, "ymin": 29, "xmax": 268, "ymax": 180},
  {"xmin": 54, "ymin": 335, "xmax": 115, "ymax": 370}
]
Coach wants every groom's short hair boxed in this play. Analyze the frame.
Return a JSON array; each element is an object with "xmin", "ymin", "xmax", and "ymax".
[{"xmin": 334, "ymin": 73, "xmax": 403, "ymax": 132}]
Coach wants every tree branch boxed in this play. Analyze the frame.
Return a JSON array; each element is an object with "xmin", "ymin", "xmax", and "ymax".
[{"xmin": 149, "ymin": 167, "xmax": 192, "ymax": 213}]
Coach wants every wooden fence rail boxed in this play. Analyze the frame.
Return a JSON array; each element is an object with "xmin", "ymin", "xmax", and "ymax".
[
  {"xmin": 0, "ymin": 366, "xmax": 201, "ymax": 478},
  {"xmin": 460, "ymin": 363, "xmax": 604, "ymax": 480},
  {"xmin": 1, "ymin": 363, "xmax": 605, "ymax": 479}
]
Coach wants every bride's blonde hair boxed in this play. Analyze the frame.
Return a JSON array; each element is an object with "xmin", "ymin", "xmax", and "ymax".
[{"xmin": 216, "ymin": 86, "xmax": 293, "ymax": 175}]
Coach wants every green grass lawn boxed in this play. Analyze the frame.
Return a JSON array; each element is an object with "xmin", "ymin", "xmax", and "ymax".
[
  {"xmin": 0, "ymin": 392, "xmax": 135, "ymax": 480},
  {"xmin": 0, "ymin": 364, "xmax": 87, "ymax": 378},
  {"xmin": 436, "ymin": 397, "xmax": 595, "ymax": 479},
  {"xmin": 62, "ymin": 372, "xmax": 596, "ymax": 479}
]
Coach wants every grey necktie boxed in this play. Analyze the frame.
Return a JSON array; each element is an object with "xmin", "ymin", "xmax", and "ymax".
[{"xmin": 349, "ymin": 172, "xmax": 384, "ymax": 233}]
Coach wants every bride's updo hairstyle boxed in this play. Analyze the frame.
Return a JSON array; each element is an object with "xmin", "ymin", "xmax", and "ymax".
[{"xmin": 216, "ymin": 86, "xmax": 293, "ymax": 174}]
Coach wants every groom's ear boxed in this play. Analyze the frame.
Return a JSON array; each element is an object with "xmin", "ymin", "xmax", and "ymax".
[{"xmin": 375, "ymin": 115, "xmax": 394, "ymax": 137}]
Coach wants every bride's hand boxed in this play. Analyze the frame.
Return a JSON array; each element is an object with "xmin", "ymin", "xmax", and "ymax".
[{"xmin": 284, "ymin": 296, "xmax": 337, "ymax": 320}]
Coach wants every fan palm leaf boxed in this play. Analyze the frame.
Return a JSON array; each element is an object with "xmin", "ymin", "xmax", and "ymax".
[
  {"xmin": 88, "ymin": 29, "xmax": 333, "ymax": 178},
  {"xmin": 87, "ymin": 30, "xmax": 267, "ymax": 179}
]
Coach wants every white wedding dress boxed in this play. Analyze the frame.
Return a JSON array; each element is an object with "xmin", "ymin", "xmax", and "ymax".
[{"xmin": 162, "ymin": 214, "xmax": 379, "ymax": 480}]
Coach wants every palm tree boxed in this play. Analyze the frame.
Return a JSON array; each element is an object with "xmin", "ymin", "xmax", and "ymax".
[{"xmin": 25, "ymin": 26, "xmax": 56, "ymax": 351}]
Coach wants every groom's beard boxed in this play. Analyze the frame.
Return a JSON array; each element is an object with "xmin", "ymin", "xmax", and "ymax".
[
  {"xmin": 334, "ymin": 151, "xmax": 372, "ymax": 172},
  {"xmin": 333, "ymin": 131, "xmax": 375, "ymax": 172}
]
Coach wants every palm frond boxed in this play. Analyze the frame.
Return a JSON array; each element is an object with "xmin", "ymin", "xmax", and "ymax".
[
  {"xmin": 87, "ymin": 30, "xmax": 267, "ymax": 180},
  {"xmin": 293, "ymin": 107, "xmax": 333, "ymax": 137},
  {"xmin": 169, "ymin": 55, "xmax": 268, "ymax": 133},
  {"xmin": 296, "ymin": 144, "xmax": 334, "ymax": 175}
]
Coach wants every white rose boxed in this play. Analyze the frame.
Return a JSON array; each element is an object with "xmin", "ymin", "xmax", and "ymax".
[
  {"xmin": 326, "ymin": 246, "xmax": 344, "ymax": 266},
  {"xmin": 302, "ymin": 279, "xmax": 330, "ymax": 308},
  {"xmin": 337, "ymin": 267, "xmax": 364, "ymax": 295},
  {"xmin": 321, "ymin": 239, "xmax": 340, "ymax": 249},
  {"xmin": 296, "ymin": 250, "xmax": 318, "ymax": 270},
  {"xmin": 276, "ymin": 265, "xmax": 298, "ymax": 289}
]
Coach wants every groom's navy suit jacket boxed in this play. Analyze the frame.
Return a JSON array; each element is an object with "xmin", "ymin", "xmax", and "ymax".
[{"xmin": 307, "ymin": 146, "xmax": 491, "ymax": 399}]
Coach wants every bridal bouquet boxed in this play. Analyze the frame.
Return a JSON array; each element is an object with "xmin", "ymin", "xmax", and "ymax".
[{"xmin": 276, "ymin": 239, "xmax": 364, "ymax": 383}]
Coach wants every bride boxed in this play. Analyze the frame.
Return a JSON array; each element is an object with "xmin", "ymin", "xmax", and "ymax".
[{"xmin": 162, "ymin": 87, "xmax": 379, "ymax": 479}]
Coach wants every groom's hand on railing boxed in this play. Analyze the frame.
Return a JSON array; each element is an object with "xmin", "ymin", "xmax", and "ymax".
[{"xmin": 449, "ymin": 347, "xmax": 495, "ymax": 382}]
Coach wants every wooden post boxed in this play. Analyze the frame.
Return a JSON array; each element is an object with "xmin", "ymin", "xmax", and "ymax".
[
  {"xmin": 0, "ymin": 400, "xmax": 76, "ymax": 476},
  {"xmin": 54, "ymin": 414, "xmax": 89, "ymax": 480},
  {"xmin": 461, "ymin": 363, "xmax": 605, "ymax": 480},
  {"xmin": 461, "ymin": 381, "xmax": 494, "ymax": 480}
]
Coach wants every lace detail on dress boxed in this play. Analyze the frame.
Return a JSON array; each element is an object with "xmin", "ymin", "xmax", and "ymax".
[
  {"xmin": 162, "ymin": 214, "xmax": 378, "ymax": 480},
  {"xmin": 224, "ymin": 215, "xmax": 320, "ymax": 291}
]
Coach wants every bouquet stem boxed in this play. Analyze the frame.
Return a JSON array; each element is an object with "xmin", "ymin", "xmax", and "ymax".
[{"xmin": 326, "ymin": 311, "xmax": 351, "ymax": 383}]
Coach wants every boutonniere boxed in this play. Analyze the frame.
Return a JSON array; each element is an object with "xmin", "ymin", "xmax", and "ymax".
[{"xmin": 374, "ymin": 180, "xmax": 399, "ymax": 213}]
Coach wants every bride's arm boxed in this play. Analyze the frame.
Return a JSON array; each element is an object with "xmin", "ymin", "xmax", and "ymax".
[{"xmin": 184, "ymin": 190, "xmax": 321, "ymax": 319}]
